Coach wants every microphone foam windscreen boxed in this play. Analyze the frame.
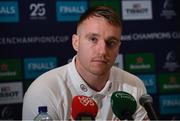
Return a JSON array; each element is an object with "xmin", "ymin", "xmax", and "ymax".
[
  {"xmin": 111, "ymin": 91, "xmax": 137, "ymax": 119},
  {"xmin": 71, "ymin": 95, "xmax": 98, "ymax": 120}
]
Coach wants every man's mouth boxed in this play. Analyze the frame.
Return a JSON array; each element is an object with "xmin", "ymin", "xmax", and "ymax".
[{"xmin": 92, "ymin": 59, "xmax": 109, "ymax": 64}]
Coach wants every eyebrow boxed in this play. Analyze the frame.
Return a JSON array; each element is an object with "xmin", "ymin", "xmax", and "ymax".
[
  {"xmin": 105, "ymin": 36, "xmax": 120, "ymax": 42},
  {"xmin": 85, "ymin": 32, "xmax": 100, "ymax": 38},
  {"xmin": 85, "ymin": 32, "xmax": 120, "ymax": 41}
]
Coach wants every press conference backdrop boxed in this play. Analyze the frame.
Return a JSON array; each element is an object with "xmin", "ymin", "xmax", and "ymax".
[{"xmin": 0, "ymin": 0, "xmax": 180, "ymax": 120}]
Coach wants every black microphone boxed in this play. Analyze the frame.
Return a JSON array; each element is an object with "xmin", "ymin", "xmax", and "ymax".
[
  {"xmin": 111, "ymin": 91, "xmax": 137, "ymax": 120},
  {"xmin": 139, "ymin": 94, "xmax": 158, "ymax": 120}
]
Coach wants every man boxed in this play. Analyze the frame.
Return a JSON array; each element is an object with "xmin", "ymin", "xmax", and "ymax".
[{"xmin": 23, "ymin": 6, "xmax": 148, "ymax": 120}]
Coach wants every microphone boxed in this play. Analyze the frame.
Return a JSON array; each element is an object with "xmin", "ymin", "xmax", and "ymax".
[
  {"xmin": 111, "ymin": 91, "xmax": 137, "ymax": 120},
  {"xmin": 139, "ymin": 94, "xmax": 158, "ymax": 120},
  {"xmin": 71, "ymin": 95, "xmax": 98, "ymax": 120}
]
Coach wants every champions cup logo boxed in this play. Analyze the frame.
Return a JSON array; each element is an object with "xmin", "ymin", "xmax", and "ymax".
[
  {"xmin": 78, "ymin": 96, "xmax": 95, "ymax": 107},
  {"xmin": 163, "ymin": 51, "xmax": 179, "ymax": 71}
]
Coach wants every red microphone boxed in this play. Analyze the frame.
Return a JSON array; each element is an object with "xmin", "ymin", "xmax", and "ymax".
[{"xmin": 71, "ymin": 95, "xmax": 98, "ymax": 120}]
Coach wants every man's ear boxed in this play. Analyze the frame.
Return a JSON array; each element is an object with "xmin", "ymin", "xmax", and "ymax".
[{"xmin": 72, "ymin": 34, "xmax": 79, "ymax": 52}]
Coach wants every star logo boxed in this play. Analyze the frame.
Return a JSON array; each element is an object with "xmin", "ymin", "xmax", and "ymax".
[
  {"xmin": 169, "ymin": 76, "xmax": 176, "ymax": 84},
  {"xmin": 136, "ymin": 56, "xmax": 144, "ymax": 64},
  {"xmin": 0, "ymin": 64, "xmax": 8, "ymax": 71}
]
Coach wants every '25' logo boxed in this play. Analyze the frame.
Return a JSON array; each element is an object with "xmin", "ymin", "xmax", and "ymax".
[{"xmin": 29, "ymin": 3, "xmax": 46, "ymax": 17}]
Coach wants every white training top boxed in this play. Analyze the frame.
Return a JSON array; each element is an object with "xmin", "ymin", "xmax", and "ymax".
[{"xmin": 22, "ymin": 56, "xmax": 147, "ymax": 121}]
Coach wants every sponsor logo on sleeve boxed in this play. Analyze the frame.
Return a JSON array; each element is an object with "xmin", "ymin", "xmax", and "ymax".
[
  {"xmin": 56, "ymin": 1, "xmax": 87, "ymax": 21},
  {"xmin": 122, "ymin": 0, "xmax": 152, "ymax": 20},
  {"xmin": 160, "ymin": 95, "xmax": 180, "ymax": 114},
  {"xmin": 0, "ymin": 82, "xmax": 23, "ymax": 104},
  {"xmin": 0, "ymin": 1, "xmax": 19, "ymax": 22},
  {"xmin": 24, "ymin": 57, "xmax": 57, "ymax": 79}
]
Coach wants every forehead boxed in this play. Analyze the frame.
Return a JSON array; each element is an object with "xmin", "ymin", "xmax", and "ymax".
[{"xmin": 77, "ymin": 16, "xmax": 121, "ymax": 35}]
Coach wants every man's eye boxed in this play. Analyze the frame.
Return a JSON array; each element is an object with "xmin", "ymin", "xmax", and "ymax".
[
  {"xmin": 106, "ymin": 40, "xmax": 117, "ymax": 48},
  {"xmin": 89, "ymin": 37, "xmax": 98, "ymax": 43}
]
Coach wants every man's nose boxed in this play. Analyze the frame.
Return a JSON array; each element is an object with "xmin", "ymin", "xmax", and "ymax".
[{"xmin": 97, "ymin": 40, "xmax": 107, "ymax": 55}]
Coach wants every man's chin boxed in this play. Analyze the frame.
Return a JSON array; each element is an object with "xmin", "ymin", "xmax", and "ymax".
[{"xmin": 90, "ymin": 68, "xmax": 109, "ymax": 76}]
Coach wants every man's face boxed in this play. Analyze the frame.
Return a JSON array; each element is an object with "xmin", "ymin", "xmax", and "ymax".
[{"xmin": 73, "ymin": 16, "xmax": 121, "ymax": 76}]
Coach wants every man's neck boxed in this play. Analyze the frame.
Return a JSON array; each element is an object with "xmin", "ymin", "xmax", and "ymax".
[
  {"xmin": 80, "ymin": 70, "xmax": 109, "ymax": 91},
  {"xmin": 75, "ymin": 59, "xmax": 110, "ymax": 91}
]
